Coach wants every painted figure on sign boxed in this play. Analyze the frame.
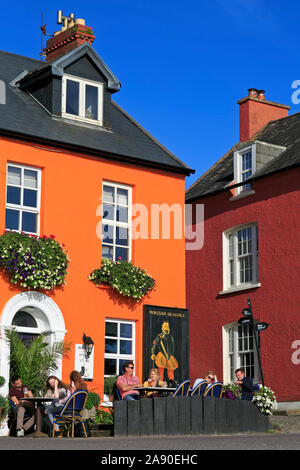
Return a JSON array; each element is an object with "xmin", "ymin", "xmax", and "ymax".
[{"xmin": 151, "ymin": 321, "xmax": 178, "ymax": 381}]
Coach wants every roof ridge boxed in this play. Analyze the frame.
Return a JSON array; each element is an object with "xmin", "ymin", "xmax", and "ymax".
[
  {"xmin": 0, "ymin": 50, "xmax": 43, "ymax": 63},
  {"xmin": 185, "ymin": 142, "xmax": 238, "ymax": 195},
  {"xmin": 112, "ymin": 100, "xmax": 194, "ymax": 172}
]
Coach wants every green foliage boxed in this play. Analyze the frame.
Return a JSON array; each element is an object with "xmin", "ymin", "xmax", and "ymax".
[
  {"xmin": 222, "ymin": 383, "xmax": 241, "ymax": 399},
  {"xmin": 0, "ymin": 395, "xmax": 10, "ymax": 421},
  {"xmin": 89, "ymin": 259, "xmax": 155, "ymax": 301},
  {"xmin": 92, "ymin": 408, "xmax": 114, "ymax": 425},
  {"xmin": 85, "ymin": 392, "xmax": 101, "ymax": 410},
  {"xmin": 104, "ymin": 376, "xmax": 117, "ymax": 395},
  {"xmin": 0, "ymin": 376, "xmax": 5, "ymax": 386},
  {"xmin": 0, "ymin": 231, "xmax": 70, "ymax": 290},
  {"xmin": 5, "ymin": 327, "xmax": 71, "ymax": 396}
]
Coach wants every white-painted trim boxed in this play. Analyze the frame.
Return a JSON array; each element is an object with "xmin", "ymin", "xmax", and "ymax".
[
  {"xmin": 5, "ymin": 163, "xmax": 42, "ymax": 236},
  {"xmin": 222, "ymin": 224, "xmax": 259, "ymax": 292},
  {"xmin": 0, "ymin": 292, "xmax": 66, "ymax": 397},
  {"xmin": 62, "ymin": 74, "xmax": 104, "ymax": 126},
  {"xmin": 233, "ymin": 144, "xmax": 256, "ymax": 196}
]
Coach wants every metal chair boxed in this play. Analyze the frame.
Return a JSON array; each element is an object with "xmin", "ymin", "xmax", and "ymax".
[
  {"xmin": 189, "ymin": 380, "xmax": 208, "ymax": 396},
  {"xmin": 115, "ymin": 387, "xmax": 122, "ymax": 400},
  {"xmin": 204, "ymin": 382, "xmax": 223, "ymax": 398},
  {"xmin": 8, "ymin": 399, "xmax": 32, "ymax": 436},
  {"xmin": 171, "ymin": 380, "xmax": 190, "ymax": 397},
  {"xmin": 52, "ymin": 390, "xmax": 88, "ymax": 438}
]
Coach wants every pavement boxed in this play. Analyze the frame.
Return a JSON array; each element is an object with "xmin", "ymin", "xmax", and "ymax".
[{"xmin": 269, "ymin": 413, "xmax": 300, "ymax": 434}]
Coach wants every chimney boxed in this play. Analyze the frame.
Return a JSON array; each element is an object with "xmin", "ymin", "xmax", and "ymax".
[
  {"xmin": 237, "ymin": 89, "xmax": 290, "ymax": 142},
  {"xmin": 44, "ymin": 13, "xmax": 95, "ymax": 62}
]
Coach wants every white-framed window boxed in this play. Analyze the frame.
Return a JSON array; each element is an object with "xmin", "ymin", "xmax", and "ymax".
[
  {"xmin": 223, "ymin": 322, "xmax": 259, "ymax": 383},
  {"xmin": 223, "ymin": 224, "xmax": 258, "ymax": 291},
  {"xmin": 5, "ymin": 163, "xmax": 41, "ymax": 235},
  {"xmin": 104, "ymin": 319, "xmax": 135, "ymax": 377},
  {"xmin": 234, "ymin": 145, "xmax": 256, "ymax": 194},
  {"xmin": 101, "ymin": 181, "xmax": 132, "ymax": 262},
  {"xmin": 61, "ymin": 74, "xmax": 103, "ymax": 125}
]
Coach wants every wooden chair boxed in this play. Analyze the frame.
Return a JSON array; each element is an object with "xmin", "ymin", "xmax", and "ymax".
[
  {"xmin": 189, "ymin": 380, "xmax": 208, "ymax": 396},
  {"xmin": 171, "ymin": 380, "xmax": 190, "ymax": 397},
  {"xmin": 52, "ymin": 390, "xmax": 88, "ymax": 438}
]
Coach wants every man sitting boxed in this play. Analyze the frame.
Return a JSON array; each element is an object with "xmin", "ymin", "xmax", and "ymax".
[
  {"xmin": 116, "ymin": 361, "xmax": 143, "ymax": 400},
  {"xmin": 9, "ymin": 376, "xmax": 35, "ymax": 437}
]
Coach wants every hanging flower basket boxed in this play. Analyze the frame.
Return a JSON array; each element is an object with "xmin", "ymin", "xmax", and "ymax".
[
  {"xmin": 89, "ymin": 258, "xmax": 155, "ymax": 302},
  {"xmin": 253, "ymin": 386, "xmax": 277, "ymax": 415},
  {"xmin": 0, "ymin": 231, "xmax": 70, "ymax": 290}
]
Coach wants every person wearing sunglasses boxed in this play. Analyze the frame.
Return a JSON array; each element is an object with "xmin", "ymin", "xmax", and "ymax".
[
  {"xmin": 116, "ymin": 361, "xmax": 143, "ymax": 400},
  {"xmin": 192, "ymin": 371, "xmax": 218, "ymax": 390}
]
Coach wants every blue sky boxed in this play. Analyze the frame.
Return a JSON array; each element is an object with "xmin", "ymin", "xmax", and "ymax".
[{"xmin": 2, "ymin": 1, "xmax": 300, "ymax": 188}]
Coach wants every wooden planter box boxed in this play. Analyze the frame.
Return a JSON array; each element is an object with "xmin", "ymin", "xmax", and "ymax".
[{"xmin": 113, "ymin": 396, "xmax": 271, "ymax": 437}]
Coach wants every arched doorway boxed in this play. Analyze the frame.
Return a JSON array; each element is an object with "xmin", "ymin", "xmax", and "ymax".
[{"xmin": 0, "ymin": 292, "xmax": 66, "ymax": 397}]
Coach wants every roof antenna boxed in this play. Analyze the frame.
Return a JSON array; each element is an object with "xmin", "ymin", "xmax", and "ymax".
[{"xmin": 40, "ymin": 11, "xmax": 53, "ymax": 61}]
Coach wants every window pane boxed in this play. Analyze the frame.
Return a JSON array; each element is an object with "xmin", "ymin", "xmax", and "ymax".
[
  {"xmin": 102, "ymin": 245, "xmax": 113, "ymax": 259},
  {"xmin": 120, "ymin": 323, "xmax": 132, "ymax": 339},
  {"xmin": 116, "ymin": 206, "xmax": 128, "ymax": 223},
  {"xmin": 22, "ymin": 212, "xmax": 37, "ymax": 233},
  {"xmin": 24, "ymin": 169, "xmax": 38, "ymax": 189},
  {"xmin": 12, "ymin": 311, "xmax": 38, "ymax": 328},
  {"xmin": 103, "ymin": 185, "xmax": 114, "ymax": 203},
  {"xmin": 120, "ymin": 340, "xmax": 132, "ymax": 355},
  {"xmin": 6, "ymin": 186, "xmax": 21, "ymax": 205},
  {"xmin": 102, "ymin": 224, "xmax": 114, "ymax": 244},
  {"xmin": 85, "ymin": 84, "xmax": 98, "ymax": 120},
  {"xmin": 7, "ymin": 166, "xmax": 21, "ymax": 185},
  {"xmin": 116, "ymin": 227, "xmax": 128, "ymax": 246},
  {"xmin": 105, "ymin": 322, "xmax": 118, "ymax": 337},
  {"xmin": 103, "ymin": 203, "xmax": 114, "ymax": 221},
  {"xmin": 105, "ymin": 358, "xmax": 116, "ymax": 375},
  {"xmin": 105, "ymin": 338, "xmax": 117, "ymax": 354},
  {"xmin": 23, "ymin": 189, "xmax": 37, "ymax": 208},
  {"xmin": 116, "ymin": 246, "xmax": 128, "ymax": 261},
  {"xmin": 66, "ymin": 79, "xmax": 79, "ymax": 115},
  {"xmin": 6, "ymin": 208, "xmax": 19, "ymax": 230},
  {"xmin": 117, "ymin": 188, "xmax": 128, "ymax": 206}
]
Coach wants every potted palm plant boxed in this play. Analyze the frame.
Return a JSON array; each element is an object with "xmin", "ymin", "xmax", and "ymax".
[
  {"xmin": 104, "ymin": 376, "xmax": 117, "ymax": 402},
  {"xmin": 0, "ymin": 395, "xmax": 9, "ymax": 423}
]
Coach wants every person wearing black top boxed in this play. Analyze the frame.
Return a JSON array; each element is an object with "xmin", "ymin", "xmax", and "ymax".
[{"xmin": 235, "ymin": 368, "xmax": 254, "ymax": 401}]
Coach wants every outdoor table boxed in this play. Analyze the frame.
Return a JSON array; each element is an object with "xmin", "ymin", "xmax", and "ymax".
[
  {"xmin": 133, "ymin": 386, "xmax": 176, "ymax": 397},
  {"xmin": 19, "ymin": 397, "xmax": 53, "ymax": 437}
]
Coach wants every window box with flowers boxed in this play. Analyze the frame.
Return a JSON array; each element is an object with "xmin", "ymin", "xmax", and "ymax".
[
  {"xmin": 89, "ymin": 258, "xmax": 155, "ymax": 301},
  {"xmin": 0, "ymin": 231, "xmax": 70, "ymax": 290}
]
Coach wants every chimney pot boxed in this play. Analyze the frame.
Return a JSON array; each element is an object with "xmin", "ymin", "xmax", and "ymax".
[{"xmin": 248, "ymin": 88, "xmax": 258, "ymax": 98}]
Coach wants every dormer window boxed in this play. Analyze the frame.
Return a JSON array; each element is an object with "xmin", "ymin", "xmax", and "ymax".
[
  {"xmin": 233, "ymin": 144, "xmax": 256, "ymax": 196},
  {"xmin": 62, "ymin": 74, "xmax": 103, "ymax": 125}
]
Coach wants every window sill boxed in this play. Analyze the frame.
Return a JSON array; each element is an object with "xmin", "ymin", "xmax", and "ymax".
[
  {"xmin": 219, "ymin": 283, "xmax": 261, "ymax": 296},
  {"xmin": 230, "ymin": 189, "xmax": 255, "ymax": 201}
]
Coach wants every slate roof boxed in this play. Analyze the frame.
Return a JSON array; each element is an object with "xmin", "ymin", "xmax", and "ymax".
[
  {"xmin": 0, "ymin": 50, "xmax": 193, "ymax": 176},
  {"xmin": 186, "ymin": 111, "xmax": 300, "ymax": 201}
]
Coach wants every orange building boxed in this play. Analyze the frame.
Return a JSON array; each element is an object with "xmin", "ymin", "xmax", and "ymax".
[{"xmin": 0, "ymin": 14, "xmax": 193, "ymax": 400}]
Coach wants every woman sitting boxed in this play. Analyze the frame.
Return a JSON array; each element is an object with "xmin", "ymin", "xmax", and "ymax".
[
  {"xmin": 143, "ymin": 368, "xmax": 167, "ymax": 398},
  {"xmin": 45, "ymin": 370, "xmax": 88, "ymax": 436}
]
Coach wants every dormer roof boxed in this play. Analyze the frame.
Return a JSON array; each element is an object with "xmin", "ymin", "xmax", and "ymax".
[{"xmin": 0, "ymin": 48, "xmax": 193, "ymax": 176}]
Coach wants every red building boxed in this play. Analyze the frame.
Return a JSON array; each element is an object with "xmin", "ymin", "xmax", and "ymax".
[{"xmin": 186, "ymin": 88, "xmax": 300, "ymax": 408}]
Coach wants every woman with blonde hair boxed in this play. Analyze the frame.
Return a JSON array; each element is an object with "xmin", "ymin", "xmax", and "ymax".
[{"xmin": 143, "ymin": 368, "xmax": 167, "ymax": 398}]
